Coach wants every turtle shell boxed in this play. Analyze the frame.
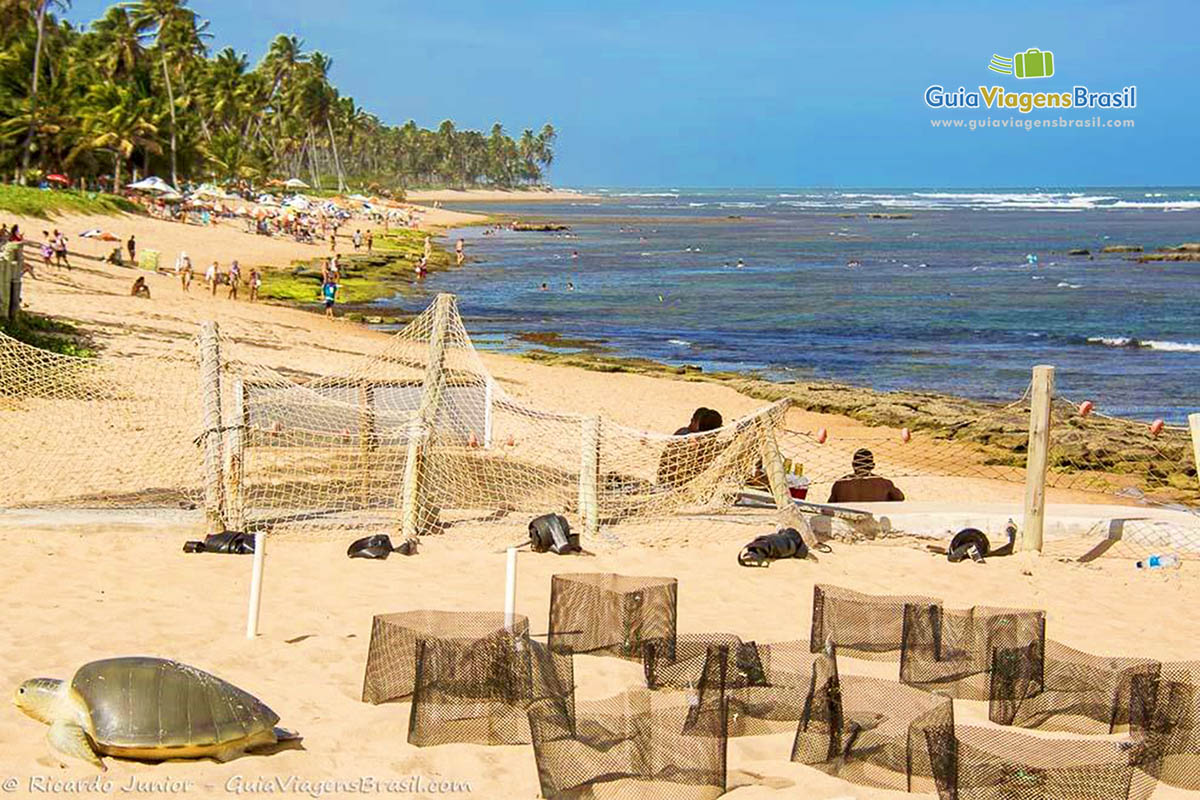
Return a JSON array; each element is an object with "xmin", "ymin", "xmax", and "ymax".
[{"xmin": 71, "ymin": 657, "xmax": 279, "ymax": 751}]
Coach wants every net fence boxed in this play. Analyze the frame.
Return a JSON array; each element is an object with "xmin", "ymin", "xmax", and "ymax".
[{"xmin": 0, "ymin": 294, "xmax": 799, "ymax": 541}]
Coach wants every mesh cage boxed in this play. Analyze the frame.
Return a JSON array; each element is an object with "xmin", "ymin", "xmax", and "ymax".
[
  {"xmin": 792, "ymin": 648, "xmax": 953, "ymax": 793},
  {"xmin": 548, "ymin": 573, "xmax": 678, "ymax": 659},
  {"xmin": 810, "ymin": 584, "xmax": 939, "ymax": 660},
  {"xmin": 644, "ymin": 634, "xmax": 824, "ymax": 736},
  {"xmin": 527, "ymin": 646, "xmax": 729, "ymax": 800},
  {"xmin": 1130, "ymin": 662, "xmax": 1200, "ymax": 790},
  {"xmin": 924, "ymin": 723, "xmax": 1160, "ymax": 800},
  {"xmin": 989, "ymin": 639, "xmax": 1160, "ymax": 734},
  {"xmin": 900, "ymin": 602, "xmax": 1046, "ymax": 699}
]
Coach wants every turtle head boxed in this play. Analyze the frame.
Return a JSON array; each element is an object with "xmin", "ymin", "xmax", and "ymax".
[{"xmin": 14, "ymin": 678, "xmax": 63, "ymax": 724}]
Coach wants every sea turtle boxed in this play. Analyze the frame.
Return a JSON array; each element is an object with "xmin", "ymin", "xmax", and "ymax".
[{"xmin": 14, "ymin": 657, "xmax": 297, "ymax": 770}]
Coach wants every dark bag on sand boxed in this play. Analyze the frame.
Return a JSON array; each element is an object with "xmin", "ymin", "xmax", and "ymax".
[
  {"xmin": 183, "ymin": 530, "xmax": 255, "ymax": 555},
  {"xmin": 529, "ymin": 514, "xmax": 581, "ymax": 555},
  {"xmin": 947, "ymin": 528, "xmax": 990, "ymax": 562},
  {"xmin": 348, "ymin": 534, "xmax": 395, "ymax": 559},
  {"xmin": 738, "ymin": 527, "xmax": 808, "ymax": 567}
]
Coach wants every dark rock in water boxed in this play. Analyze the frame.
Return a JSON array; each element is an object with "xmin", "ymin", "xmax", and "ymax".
[
  {"xmin": 1068, "ymin": 248, "xmax": 1090, "ymax": 255},
  {"xmin": 1101, "ymin": 245, "xmax": 1143, "ymax": 253},
  {"xmin": 513, "ymin": 222, "xmax": 570, "ymax": 232},
  {"xmin": 868, "ymin": 213, "xmax": 913, "ymax": 219}
]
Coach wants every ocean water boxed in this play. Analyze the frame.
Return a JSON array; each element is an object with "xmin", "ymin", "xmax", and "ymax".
[{"xmin": 382, "ymin": 188, "xmax": 1200, "ymax": 422}]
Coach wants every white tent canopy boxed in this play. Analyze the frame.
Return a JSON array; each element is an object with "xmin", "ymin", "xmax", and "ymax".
[{"xmin": 127, "ymin": 176, "xmax": 178, "ymax": 194}]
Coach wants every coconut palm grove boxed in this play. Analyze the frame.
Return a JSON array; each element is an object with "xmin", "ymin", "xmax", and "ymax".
[{"xmin": 0, "ymin": 0, "xmax": 558, "ymax": 192}]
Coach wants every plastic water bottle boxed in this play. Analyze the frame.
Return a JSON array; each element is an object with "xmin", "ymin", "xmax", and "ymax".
[{"xmin": 1136, "ymin": 554, "xmax": 1181, "ymax": 570}]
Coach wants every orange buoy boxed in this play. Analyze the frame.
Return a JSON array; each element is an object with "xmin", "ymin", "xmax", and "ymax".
[
  {"xmin": 506, "ymin": 434, "xmax": 515, "ymax": 447},
  {"xmin": 1149, "ymin": 419, "xmax": 1165, "ymax": 437},
  {"xmin": 468, "ymin": 431, "xmax": 479, "ymax": 448},
  {"xmin": 901, "ymin": 427, "xmax": 912, "ymax": 443},
  {"xmin": 1078, "ymin": 400, "xmax": 1094, "ymax": 418},
  {"xmin": 815, "ymin": 428, "xmax": 828, "ymax": 444}
]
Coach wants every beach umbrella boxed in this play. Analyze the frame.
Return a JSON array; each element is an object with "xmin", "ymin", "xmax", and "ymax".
[
  {"xmin": 283, "ymin": 177, "xmax": 310, "ymax": 189},
  {"xmin": 45, "ymin": 174, "xmax": 70, "ymax": 185},
  {"xmin": 127, "ymin": 176, "xmax": 179, "ymax": 194}
]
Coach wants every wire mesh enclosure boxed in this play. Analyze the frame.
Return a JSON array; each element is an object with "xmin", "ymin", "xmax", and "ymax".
[
  {"xmin": 644, "ymin": 634, "xmax": 824, "ymax": 736},
  {"xmin": 900, "ymin": 602, "xmax": 1046, "ymax": 699},
  {"xmin": 924, "ymin": 723, "xmax": 1160, "ymax": 800},
  {"xmin": 360, "ymin": 610, "xmax": 573, "ymax": 746},
  {"xmin": 810, "ymin": 584, "xmax": 939, "ymax": 660},
  {"xmin": 989, "ymin": 639, "xmax": 1160, "ymax": 734},
  {"xmin": 792, "ymin": 647, "xmax": 953, "ymax": 793},
  {"xmin": 527, "ymin": 645, "xmax": 730, "ymax": 800},
  {"xmin": 548, "ymin": 573, "xmax": 678, "ymax": 659},
  {"xmin": 1130, "ymin": 662, "xmax": 1200, "ymax": 790}
]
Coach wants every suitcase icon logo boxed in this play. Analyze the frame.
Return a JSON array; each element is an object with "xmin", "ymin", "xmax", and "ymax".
[{"xmin": 988, "ymin": 48, "xmax": 1055, "ymax": 79}]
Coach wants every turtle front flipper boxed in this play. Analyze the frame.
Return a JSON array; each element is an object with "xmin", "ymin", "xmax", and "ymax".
[{"xmin": 48, "ymin": 720, "xmax": 104, "ymax": 771}]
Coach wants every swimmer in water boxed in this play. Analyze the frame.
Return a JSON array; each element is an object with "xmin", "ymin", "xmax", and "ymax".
[
  {"xmin": 540, "ymin": 282, "xmax": 549, "ymax": 291},
  {"xmin": 566, "ymin": 282, "xmax": 575, "ymax": 291},
  {"xmin": 736, "ymin": 259, "xmax": 745, "ymax": 268},
  {"xmin": 571, "ymin": 250, "xmax": 579, "ymax": 259}
]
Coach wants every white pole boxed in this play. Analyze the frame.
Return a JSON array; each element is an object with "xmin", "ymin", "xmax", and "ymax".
[
  {"xmin": 504, "ymin": 546, "xmax": 518, "ymax": 631},
  {"xmin": 246, "ymin": 531, "xmax": 266, "ymax": 639}
]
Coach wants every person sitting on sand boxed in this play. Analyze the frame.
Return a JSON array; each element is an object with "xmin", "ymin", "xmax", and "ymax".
[
  {"xmin": 657, "ymin": 407, "xmax": 727, "ymax": 488},
  {"xmin": 828, "ymin": 449, "xmax": 905, "ymax": 503},
  {"xmin": 105, "ymin": 247, "xmax": 123, "ymax": 266},
  {"xmin": 130, "ymin": 276, "xmax": 150, "ymax": 299}
]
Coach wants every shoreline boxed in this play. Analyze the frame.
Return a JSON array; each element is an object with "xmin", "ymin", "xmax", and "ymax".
[{"xmin": 404, "ymin": 187, "xmax": 600, "ymax": 203}]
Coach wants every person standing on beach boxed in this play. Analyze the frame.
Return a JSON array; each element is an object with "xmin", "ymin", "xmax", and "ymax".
[
  {"xmin": 248, "ymin": 268, "xmax": 261, "ymax": 303},
  {"xmin": 366, "ymin": 231, "xmax": 374, "ymax": 253},
  {"xmin": 322, "ymin": 280, "xmax": 338, "ymax": 318},
  {"xmin": 423, "ymin": 234, "xmax": 432, "ymax": 262},
  {"xmin": 227, "ymin": 260, "xmax": 241, "ymax": 300},
  {"xmin": 353, "ymin": 229, "xmax": 362, "ymax": 251},
  {"xmin": 127, "ymin": 235, "xmax": 137, "ymax": 263},
  {"xmin": 54, "ymin": 231, "xmax": 70, "ymax": 269},
  {"xmin": 180, "ymin": 255, "xmax": 193, "ymax": 292},
  {"xmin": 329, "ymin": 232, "xmax": 337, "ymax": 252},
  {"xmin": 39, "ymin": 231, "xmax": 52, "ymax": 272},
  {"xmin": 455, "ymin": 238, "xmax": 465, "ymax": 266}
]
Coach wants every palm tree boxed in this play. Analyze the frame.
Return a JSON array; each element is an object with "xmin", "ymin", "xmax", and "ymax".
[
  {"xmin": 68, "ymin": 81, "xmax": 161, "ymax": 186},
  {"xmin": 128, "ymin": 0, "xmax": 209, "ymax": 187},
  {"xmin": 91, "ymin": 6, "xmax": 143, "ymax": 79},
  {"xmin": 19, "ymin": 0, "xmax": 71, "ymax": 184}
]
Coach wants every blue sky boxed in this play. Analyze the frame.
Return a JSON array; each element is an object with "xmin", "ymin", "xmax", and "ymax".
[{"xmin": 66, "ymin": 1, "xmax": 1198, "ymax": 188}]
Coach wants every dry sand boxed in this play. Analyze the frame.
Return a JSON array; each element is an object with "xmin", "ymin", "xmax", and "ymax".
[{"xmin": 1, "ymin": 213, "xmax": 1197, "ymax": 798}]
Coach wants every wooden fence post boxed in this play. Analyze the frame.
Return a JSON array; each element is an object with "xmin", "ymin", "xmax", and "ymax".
[
  {"xmin": 579, "ymin": 416, "xmax": 600, "ymax": 538},
  {"xmin": 1021, "ymin": 365, "xmax": 1055, "ymax": 553},
  {"xmin": 400, "ymin": 294, "xmax": 453, "ymax": 538},
  {"xmin": 757, "ymin": 406, "xmax": 810, "ymax": 537},
  {"xmin": 225, "ymin": 378, "xmax": 246, "ymax": 531},
  {"xmin": 198, "ymin": 322, "xmax": 227, "ymax": 533}
]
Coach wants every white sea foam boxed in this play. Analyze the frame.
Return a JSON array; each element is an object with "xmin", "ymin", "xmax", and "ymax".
[{"xmin": 1087, "ymin": 337, "xmax": 1200, "ymax": 353}]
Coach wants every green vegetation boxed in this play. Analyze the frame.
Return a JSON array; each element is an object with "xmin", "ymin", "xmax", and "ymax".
[
  {"xmin": 1, "ymin": 2, "xmax": 557, "ymax": 193},
  {"xmin": 260, "ymin": 229, "xmax": 454, "ymax": 306},
  {"xmin": 0, "ymin": 184, "xmax": 140, "ymax": 218},
  {"xmin": 2, "ymin": 312, "xmax": 95, "ymax": 358}
]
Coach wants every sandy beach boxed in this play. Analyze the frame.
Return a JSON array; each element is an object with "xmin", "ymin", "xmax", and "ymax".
[{"xmin": 1, "ymin": 211, "xmax": 1198, "ymax": 798}]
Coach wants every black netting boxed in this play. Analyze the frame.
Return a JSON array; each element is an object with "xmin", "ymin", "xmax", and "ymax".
[
  {"xmin": 990, "ymin": 639, "xmax": 1160, "ymax": 734},
  {"xmin": 548, "ymin": 573, "xmax": 678, "ymax": 659},
  {"xmin": 924, "ymin": 723, "xmax": 1160, "ymax": 800},
  {"xmin": 527, "ymin": 645, "xmax": 729, "ymax": 800},
  {"xmin": 810, "ymin": 584, "xmax": 939, "ymax": 660},
  {"xmin": 792, "ymin": 645, "xmax": 953, "ymax": 793},
  {"xmin": 900, "ymin": 602, "xmax": 1046, "ymax": 699},
  {"xmin": 1130, "ymin": 662, "xmax": 1200, "ymax": 790},
  {"xmin": 360, "ymin": 610, "xmax": 573, "ymax": 746},
  {"xmin": 644, "ymin": 634, "xmax": 822, "ymax": 736}
]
